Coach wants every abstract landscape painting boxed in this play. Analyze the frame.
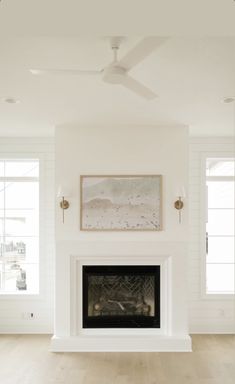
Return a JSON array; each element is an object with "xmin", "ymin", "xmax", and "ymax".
[{"xmin": 80, "ymin": 175, "xmax": 162, "ymax": 231}]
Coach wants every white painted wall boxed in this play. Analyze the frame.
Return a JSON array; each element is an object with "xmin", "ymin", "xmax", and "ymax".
[
  {"xmin": 55, "ymin": 125, "xmax": 189, "ymax": 242},
  {"xmin": 0, "ymin": 138, "xmax": 55, "ymax": 333},
  {"xmin": 0, "ymin": 133, "xmax": 233, "ymax": 336},
  {"xmin": 189, "ymin": 137, "xmax": 235, "ymax": 333},
  {"xmin": 54, "ymin": 124, "xmax": 190, "ymax": 348}
]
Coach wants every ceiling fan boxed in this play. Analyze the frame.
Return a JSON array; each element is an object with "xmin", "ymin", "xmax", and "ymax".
[{"xmin": 30, "ymin": 37, "xmax": 168, "ymax": 100}]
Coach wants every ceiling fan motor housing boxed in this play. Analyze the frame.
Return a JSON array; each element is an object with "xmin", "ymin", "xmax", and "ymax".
[{"xmin": 102, "ymin": 65, "xmax": 126, "ymax": 84}]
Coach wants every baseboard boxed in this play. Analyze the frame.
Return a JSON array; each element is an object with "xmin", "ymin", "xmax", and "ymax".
[
  {"xmin": 189, "ymin": 322, "xmax": 235, "ymax": 334},
  {"xmin": 190, "ymin": 331, "xmax": 235, "ymax": 334},
  {"xmin": 0, "ymin": 325, "xmax": 53, "ymax": 334}
]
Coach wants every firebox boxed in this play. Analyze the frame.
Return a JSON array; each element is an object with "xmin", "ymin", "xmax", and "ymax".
[{"xmin": 83, "ymin": 265, "xmax": 160, "ymax": 328}]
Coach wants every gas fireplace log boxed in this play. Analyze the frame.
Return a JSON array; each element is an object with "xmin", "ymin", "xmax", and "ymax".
[
  {"xmin": 107, "ymin": 300, "xmax": 125, "ymax": 311},
  {"xmin": 93, "ymin": 297, "xmax": 151, "ymax": 316}
]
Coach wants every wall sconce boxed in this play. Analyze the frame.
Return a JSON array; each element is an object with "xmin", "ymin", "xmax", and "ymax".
[
  {"xmin": 174, "ymin": 187, "xmax": 185, "ymax": 224},
  {"xmin": 57, "ymin": 186, "xmax": 70, "ymax": 223}
]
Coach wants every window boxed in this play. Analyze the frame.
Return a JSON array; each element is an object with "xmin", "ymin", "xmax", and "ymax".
[
  {"xmin": 0, "ymin": 159, "xmax": 39, "ymax": 294},
  {"xmin": 205, "ymin": 157, "xmax": 235, "ymax": 295}
]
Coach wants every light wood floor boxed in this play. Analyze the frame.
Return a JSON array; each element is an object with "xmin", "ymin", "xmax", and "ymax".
[{"xmin": 0, "ymin": 335, "xmax": 235, "ymax": 384}]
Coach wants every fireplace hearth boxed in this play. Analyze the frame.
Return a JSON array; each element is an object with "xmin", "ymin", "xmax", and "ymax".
[{"xmin": 83, "ymin": 265, "xmax": 160, "ymax": 328}]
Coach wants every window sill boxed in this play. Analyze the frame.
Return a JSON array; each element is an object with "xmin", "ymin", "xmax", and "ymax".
[
  {"xmin": 201, "ymin": 293, "xmax": 235, "ymax": 300},
  {"xmin": 0, "ymin": 292, "xmax": 42, "ymax": 300}
]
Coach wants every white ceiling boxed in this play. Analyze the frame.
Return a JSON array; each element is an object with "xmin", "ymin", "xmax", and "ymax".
[
  {"xmin": 0, "ymin": 1, "xmax": 235, "ymax": 36},
  {"xmin": 0, "ymin": 36, "xmax": 235, "ymax": 137}
]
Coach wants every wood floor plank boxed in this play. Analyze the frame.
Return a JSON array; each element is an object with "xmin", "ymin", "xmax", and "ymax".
[{"xmin": 0, "ymin": 335, "xmax": 234, "ymax": 384}]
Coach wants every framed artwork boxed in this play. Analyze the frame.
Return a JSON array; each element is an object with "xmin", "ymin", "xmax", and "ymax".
[{"xmin": 80, "ymin": 175, "xmax": 162, "ymax": 231}]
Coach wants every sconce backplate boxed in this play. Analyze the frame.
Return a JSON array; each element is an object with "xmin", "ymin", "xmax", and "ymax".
[
  {"xmin": 174, "ymin": 200, "xmax": 184, "ymax": 210},
  {"xmin": 60, "ymin": 200, "xmax": 70, "ymax": 210}
]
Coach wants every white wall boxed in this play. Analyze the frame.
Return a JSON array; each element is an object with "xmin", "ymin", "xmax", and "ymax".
[
  {"xmin": 54, "ymin": 124, "xmax": 190, "ymax": 342},
  {"xmin": 1, "ymin": 133, "xmax": 232, "ymax": 335},
  {"xmin": 189, "ymin": 137, "xmax": 235, "ymax": 333},
  {"xmin": 56, "ymin": 125, "xmax": 189, "ymax": 241},
  {"xmin": 0, "ymin": 138, "xmax": 55, "ymax": 333},
  {"xmin": 0, "ymin": 133, "xmax": 233, "ymax": 335}
]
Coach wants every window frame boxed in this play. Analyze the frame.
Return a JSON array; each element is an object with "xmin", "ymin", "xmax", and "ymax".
[
  {"xmin": 0, "ymin": 153, "xmax": 45, "ymax": 300},
  {"xmin": 200, "ymin": 152, "xmax": 235, "ymax": 300}
]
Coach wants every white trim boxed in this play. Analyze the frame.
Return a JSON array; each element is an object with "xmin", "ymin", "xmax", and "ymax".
[
  {"xmin": 70, "ymin": 254, "xmax": 170, "ymax": 337},
  {"xmin": 200, "ymin": 152, "xmax": 235, "ymax": 300},
  {"xmin": 207, "ymin": 176, "xmax": 234, "ymax": 182},
  {"xmin": 50, "ymin": 335, "xmax": 192, "ymax": 352},
  {"xmin": 189, "ymin": 137, "xmax": 234, "ymax": 144},
  {"xmin": 0, "ymin": 153, "xmax": 46, "ymax": 159},
  {"xmin": 0, "ymin": 177, "xmax": 39, "ymax": 182},
  {"xmin": 51, "ymin": 253, "xmax": 191, "ymax": 352}
]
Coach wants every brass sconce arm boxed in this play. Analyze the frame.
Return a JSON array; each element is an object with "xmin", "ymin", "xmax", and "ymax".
[
  {"xmin": 174, "ymin": 193, "xmax": 185, "ymax": 224},
  {"xmin": 57, "ymin": 186, "xmax": 70, "ymax": 223},
  {"xmin": 60, "ymin": 197, "xmax": 69, "ymax": 224}
]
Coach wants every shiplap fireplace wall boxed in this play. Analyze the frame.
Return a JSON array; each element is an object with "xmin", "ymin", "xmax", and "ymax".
[{"xmin": 53, "ymin": 124, "xmax": 191, "ymax": 351}]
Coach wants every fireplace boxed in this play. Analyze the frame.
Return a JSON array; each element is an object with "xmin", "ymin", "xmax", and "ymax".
[
  {"xmin": 83, "ymin": 265, "xmax": 160, "ymax": 328},
  {"xmin": 51, "ymin": 252, "xmax": 192, "ymax": 352}
]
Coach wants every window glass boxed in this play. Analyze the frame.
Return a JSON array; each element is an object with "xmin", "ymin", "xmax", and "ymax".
[
  {"xmin": 5, "ymin": 182, "xmax": 39, "ymax": 209},
  {"xmin": 1, "ymin": 263, "xmax": 39, "ymax": 293},
  {"xmin": 0, "ymin": 262, "xmax": 3, "ymax": 289},
  {"xmin": 0, "ymin": 162, "xmax": 4, "ymax": 177},
  {"xmin": 0, "ymin": 159, "xmax": 39, "ymax": 294},
  {"xmin": 4, "ymin": 237, "xmax": 39, "ymax": 263},
  {"xmin": 0, "ymin": 182, "xmax": 4, "ymax": 209},
  {"xmin": 206, "ymin": 157, "xmax": 235, "ymax": 295},
  {"xmin": 207, "ymin": 237, "xmax": 234, "ymax": 264},
  {"xmin": 207, "ymin": 209, "xmax": 234, "ymax": 236},
  {"xmin": 0, "ymin": 209, "xmax": 4, "ymax": 237},
  {"xmin": 206, "ymin": 158, "xmax": 234, "ymax": 177},
  {"xmin": 207, "ymin": 264, "xmax": 234, "ymax": 294},
  {"xmin": 207, "ymin": 181, "xmax": 234, "ymax": 208},
  {"xmin": 5, "ymin": 210, "xmax": 38, "ymax": 237},
  {"xmin": 5, "ymin": 161, "xmax": 39, "ymax": 177}
]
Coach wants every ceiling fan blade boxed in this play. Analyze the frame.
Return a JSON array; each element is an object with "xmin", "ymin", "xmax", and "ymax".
[
  {"xmin": 30, "ymin": 69, "xmax": 102, "ymax": 76},
  {"xmin": 121, "ymin": 75, "xmax": 157, "ymax": 100},
  {"xmin": 119, "ymin": 37, "xmax": 168, "ymax": 71}
]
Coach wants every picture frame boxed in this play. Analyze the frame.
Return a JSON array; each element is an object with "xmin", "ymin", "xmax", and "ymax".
[{"xmin": 80, "ymin": 175, "xmax": 162, "ymax": 231}]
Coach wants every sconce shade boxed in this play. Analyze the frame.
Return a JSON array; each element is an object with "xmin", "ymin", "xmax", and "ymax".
[
  {"xmin": 175, "ymin": 186, "xmax": 186, "ymax": 198},
  {"xmin": 57, "ymin": 185, "xmax": 70, "ymax": 198}
]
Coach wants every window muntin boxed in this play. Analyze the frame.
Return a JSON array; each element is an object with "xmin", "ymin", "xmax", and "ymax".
[
  {"xmin": 206, "ymin": 157, "xmax": 235, "ymax": 295},
  {"xmin": 0, "ymin": 160, "xmax": 39, "ymax": 294}
]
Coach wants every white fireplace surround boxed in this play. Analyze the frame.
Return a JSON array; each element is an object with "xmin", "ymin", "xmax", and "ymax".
[
  {"xmin": 51, "ymin": 242, "xmax": 192, "ymax": 352},
  {"xmin": 72, "ymin": 255, "xmax": 166, "ymax": 336}
]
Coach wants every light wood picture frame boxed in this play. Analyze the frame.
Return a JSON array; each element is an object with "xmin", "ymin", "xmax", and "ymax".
[{"xmin": 80, "ymin": 175, "xmax": 162, "ymax": 231}]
